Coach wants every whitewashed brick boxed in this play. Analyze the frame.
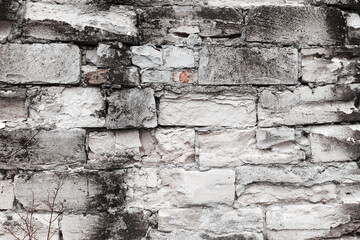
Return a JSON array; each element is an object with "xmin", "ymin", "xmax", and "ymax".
[
  {"xmin": 61, "ymin": 214, "xmax": 101, "ymax": 240},
  {"xmin": 266, "ymin": 205, "xmax": 350, "ymax": 230},
  {"xmin": 29, "ymin": 87, "xmax": 105, "ymax": 129},
  {"xmin": 24, "ymin": 2, "xmax": 138, "ymax": 43},
  {"xmin": 163, "ymin": 46, "xmax": 195, "ymax": 68},
  {"xmin": 0, "ymin": 44, "xmax": 80, "ymax": 84},
  {"xmin": 198, "ymin": 129, "xmax": 304, "ymax": 169},
  {"xmin": 0, "ymin": 88, "xmax": 26, "ymax": 123},
  {"xmin": 238, "ymin": 183, "xmax": 336, "ymax": 206},
  {"xmin": 339, "ymin": 184, "xmax": 360, "ymax": 204},
  {"xmin": 348, "ymin": 13, "xmax": 360, "ymax": 44},
  {"xmin": 302, "ymin": 48, "xmax": 360, "ymax": 84},
  {"xmin": 159, "ymin": 87, "xmax": 257, "ymax": 127},
  {"xmin": 267, "ymin": 230, "xmax": 330, "ymax": 240},
  {"xmin": 308, "ymin": 125, "xmax": 360, "ymax": 163},
  {"xmin": 256, "ymin": 127, "xmax": 295, "ymax": 149},
  {"xmin": 131, "ymin": 46, "xmax": 163, "ymax": 68},
  {"xmin": 258, "ymin": 85, "xmax": 360, "ymax": 127},
  {"xmin": 158, "ymin": 208, "xmax": 263, "ymax": 234},
  {"xmin": 0, "ymin": 181, "xmax": 14, "ymax": 209}
]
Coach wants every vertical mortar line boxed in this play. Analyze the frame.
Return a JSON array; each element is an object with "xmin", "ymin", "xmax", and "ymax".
[
  {"xmin": 241, "ymin": 8, "xmax": 248, "ymax": 41},
  {"xmin": 194, "ymin": 128, "xmax": 200, "ymax": 171},
  {"xmin": 263, "ymin": 206, "xmax": 268, "ymax": 240},
  {"xmin": 85, "ymin": 129, "xmax": 89, "ymax": 165}
]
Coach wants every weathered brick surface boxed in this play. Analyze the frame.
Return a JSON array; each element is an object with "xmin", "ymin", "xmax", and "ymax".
[
  {"xmin": 0, "ymin": 44, "xmax": 80, "ymax": 84},
  {"xmin": 199, "ymin": 47, "xmax": 298, "ymax": 85},
  {"xmin": 0, "ymin": 129, "xmax": 86, "ymax": 169},
  {"xmin": 0, "ymin": 0, "xmax": 19, "ymax": 21},
  {"xmin": 0, "ymin": 21, "xmax": 12, "ymax": 41},
  {"xmin": 0, "ymin": 88, "xmax": 26, "ymax": 123},
  {"xmin": 348, "ymin": 13, "xmax": 360, "ymax": 44},
  {"xmin": 258, "ymin": 85, "xmax": 360, "ymax": 126},
  {"xmin": 246, "ymin": 6, "xmax": 346, "ymax": 45},
  {"xmin": 158, "ymin": 87, "xmax": 257, "ymax": 127},
  {"xmin": 29, "ymin": 87, "xmax": 105, "ymax": 129},
  {"xmin": 0, "ymin": 180, "xmax": 14, "ymax": 209},
  {"xmin": 302, "ymin": 47, "xmax": 360, "ymax": 84},
  {"xmin": 106, "ymin": 88, "xmax": 157, "ymax": 129},
  {"xmin": 23, "ymin": 2, "xmax": 138, "ymax": 43}
]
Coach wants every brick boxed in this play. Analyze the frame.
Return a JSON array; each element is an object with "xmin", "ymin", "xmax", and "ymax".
[
  {"xmin": 339, "ymin": 184, "xmax": 360, "ymax": 204},
  {"xmin": 29, "ymin": 87, "xmax": 105, "ymax": 129},
  {"xmin": 199, "ymin": 47, "xmax": 298, "ymax": 85},
  {"xmin": 246, "ymin": 6, "xmax": 346, "ymax": 45},
  {"xmin": 0, "ymin": 21, "xmax": 12, "ymax": 41},
  {"xmin": 163, "ymin": 46, "xmax": 195, "ymax": 68},
  {"xmin": 0, "ymin": 129, "xmax": 85, "ymax": 169},
  {"xmin": 198, "ymin": 129, "xmax": 304, "ymax": 169},
  {"xmin": 256, "ymin": 127, "xmax": 295, "ymax": 149},
  {"xmin": 0, "ymin": 88, "xmax": 26, "ymax": 123},
  {"xmin": 236, "ymin": 162, "xmax": 360, "ymax": 186},
  {"xmin": 302, "ymin": 47, "xmax": 360, "ymax": 84},
  {"xmin": 238, "ymin": 183, "xmax": 336, "ymax": 206},
  {"xmin": 266, "ymin": 205, "xmax": 351, "ymax": 230},
  {"xmin": 267, "ymin": 230, "xmax": 331, "ymax": 240},
  {"xmin": 96, "ymin": 43, "xmax": 131, "ymax": 68},
  {"xmin": 0, "ymin": 180, "xmax": 14, "ymax": 209},
  {"xmin": 23, "ymin": 2, "xmax": 138, "ymax": 44},
  {"xmin": 62, "ymin": 210, "xmax": 151, "ymax": 240},
  {"xmin": 348, "ymin": 13, "xmax": 360, "ymax": 45},
  {"xmin": 0, "ymin": 212, "xmax": 59, "ymax": 240},
  {"xmin": 0, "ymin": 44, "xmax": 80, "ymax": 84},
  {"xmin": 106, "ymin": 88, "xmax": 157, "ymax": 129},
  {"xmin": 148, "ymin": 230, "xmax": 264, "ymax": 240},
  {"xmin": 309, "ymin": 0, "xmax": 360, "ymax": 7},
  {"xmin": 131, "ymin": 46, "xmax": 163, "ymax": 68},
  {"xmin": 84, "ymin": 67, "xmax": 140, "ymax": 87},
  {"xmin": 0, "ymin": 0, "xmax": 19, "ymax": 21},
  {"xmin": 308, "ymin": 125, "xmax": 360, "ymax": 163},
  {"xmin": 142, "ymin": 69, "xmax": 197, "ymax": 84},
  {"xmin": 158, "ymin": 208, "xmax": 263, "ymax": 234},
  {"xmin": 158, "ymin": 87, "xmax": 257, "ymax": 127},
  {"xmin": 258, "ymin": 84, "xmax": 360, "ymax": 127},
  {"xmin": 139, "ymin": 6, "xmax": 243, "ymax": 44}
]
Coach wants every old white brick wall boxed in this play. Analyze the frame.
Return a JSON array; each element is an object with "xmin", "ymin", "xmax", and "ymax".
[{"xmin": 1, "ymin": 0, "xmax": 360, "ymax": 239}]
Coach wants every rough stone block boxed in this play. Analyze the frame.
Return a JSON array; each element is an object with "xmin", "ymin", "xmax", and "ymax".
[
  {"xmin": 139, "ymin": 6, "xmax": 243, "ymax": 44},
  {"xmin": 258, "ymin": 84, "xmax": 360, "ymax": 127},
  {"xmin": 131, "ymin": 45, "xmax": 163, "ymax": 68},
  {"xmin": 236, "ymin": 162, "xmax": 360, "ymax": 187},
  {"xmin": 198, "ymin": 129, "xmax": 304, "ymax": 169},
  {"xmin": 84, "ymin": 67, "xmax": 140, "ymax": 87},
  {"xmin": 0, "ymin": 0, "xmax": 19, "ymax": 21},
  {"xmin": 163, "ymin": 46, "xmax": 196, "ymax": 68},
  {"xmin": 106, "ymin": 88, "xmax": 157, "ymax": 129},
  {"xmin": 348, "ymin": 13, "xmax": 360, "ymax": 44},
  {"xmin": 199, "ymin": 47, "xmax": 298, "ymax": 85},
  {"xmin": 0, "ymin": 88, "xmax": 26, "ymax": 123},
  {"xmin": 266, "ymin": 205, "xmax": 351, "ymax": 230},
  {"xmin": 29, "ymin": 87, "xmax": 105, "ymax": 129},
  {"xmin": 246, "ymin": 6, "xmax": 346, "ymax": 45},
  {"xmin": 267, "ymin": 230, "xmax": 331, "ymax": 240},
  {"xmin": 0, "ymin": 21, "xmax": 12, "ymax": 41},
  {"xmin": 309, "ymin": 0, "xmax": 360, "ymax": 8},
  {"xmin": 142, "ymin": 69, "xmax": 197, "ymax": 84},
  {"xmin": 339, "ymin": 184, "xmax": 360, "ymax": 204},
  {"xmin": 0, "ymin": 44, "xmax": 80, "ymax": 84},
  {"xmin": 61, "ymin": 210, "xmax": 151, "ymax": 240},
  {"xmin": 0, "ymin": 181, "xmax": 14, "ymax": 209},
  {"xmin": 23, "ymin": 2, "xmax": 138, "ymax": 44},
  {"xmin": 96, "ymin": 43, "xmax": 131, "ymax": 68},
  {"xmin": 148, "ymin": 230, "xmax": 264, "ymax": 240},
  {"xmin": 308, "ymin": 125, "xmax": 360, "ymax": 162},
  {"xmin": 238, "ymin": 183, "xmax": 336, "ymax": 205},
  {"xmin": 302, "ymin": 47, "xmax": 360, "ymax": 84},
  {"xmin": 0, "ymin": 129, "xmax": 86, "ymax": 169},
  {"xmin": 158, "ymin": 208, "xmax": 263, "ymax": 234},
  {"xmin": 256, "ymin": 127, "xmax": 295, "ymax": 149},
  {"xmin": 158, "ymin": 87, "xmax": 257, "ymax": 127}
]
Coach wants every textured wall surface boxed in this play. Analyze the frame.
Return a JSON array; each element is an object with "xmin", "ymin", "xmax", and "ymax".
[{"xmin": 1, "ymin": 0, "xmax": 360, "ymax": 239}]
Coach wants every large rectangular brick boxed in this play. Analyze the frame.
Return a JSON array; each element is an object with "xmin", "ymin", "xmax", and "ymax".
[
  {"xmin": 23, "ymin": 2, "xmax": 138, "ymax": 44},
  {"xmin": 158, "ymin": 87, "xmax": 257, "ymax": 127},
  {"xmin": 0, "ymin": 180, "xmax": 14, "ymax": 209},
  {"xmin": 238, "ymin": 183, "xmax": 336, "ymax": 205},
  {"xmin": 199, "ymin": 47, "xmax": 298, "ymax": 85},
  {"xmin": 0, "ymin": 129, "xmax": 85, "ymax": 169},
  {"xmin": 308, "ymin": 125, "xmax": 360, "ymax": 163},
  {"xmin": 88, "ymin": 128, "xmax": 195, "ymax": 168},
  {"xmin": 126, "ymin": 168, "xmax": 235, "ymax": 209},
  {"xmin": 0, "ymin": 44, "xmax": 80, "ymax": 84},
  {"xmin": 0, "ymin": 88, "xmax": 26, "ymax": 123},
  {"xmin": 29, "ymin": 87, "xmax": 105, "ymax": 129},
  {"xmin": 267, "ymin": 230, "xmax": 331, "ymax": 240},
  {"xmin": 158, "ymin": 208, "xmax": 263, "ymax": 234},
  {"xmin": 302, "ymin": 47, "xmax": 360, "ymax": 84},
  {"xmin": 148, "ymin": 230, "xmax": 264, "ymax": 240},
  {"xmin": 246, "ymin": 6, "xmax": 346, "ymax": 45},
  {"xmin": 106, "ymin": 88, "xmax": 157, "ymax": 129},
  {"xmin": 139, "ymin": 6, "xmax": 243, "ymax": 44},
  {"xmin": 258, "ymin": 84, "xmax": 360, "ymax": 127},
  {"xmin": 348, "ymin": 13, "xmax": 360, "ymax": 44},
  {"xmin": 198, "ymin": 128, "xmax": 305, "ymax": 170}
]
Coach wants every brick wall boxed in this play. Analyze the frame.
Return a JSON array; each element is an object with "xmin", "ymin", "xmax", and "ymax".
[{"xmin": 1, "ymin": 0, "xmax": 360, "ymax": 239}]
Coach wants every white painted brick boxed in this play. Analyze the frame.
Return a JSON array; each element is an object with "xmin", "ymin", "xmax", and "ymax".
[
  {"xmin": 158, "ymin": 207, "xmax": 263, "ymax": 234},
  {"xmin": 131, "ymin": 46, "xmax": 163, "ymax": 68},
  {"xmin": 0, "ymin": 88, "xmax": 26, "ymax": 123},
  {"xmin": 267, "ymin": 230, "xmax": 329, "ymax": 240},
  {"xmin": 198, "ymin": 129, "xmax": 304, "ymax": 169},
  {"xmin": 0, "ymin": 44, "xmax": 80, "ymax": 84},
  {"xmin": 238, "ymin": 184, "xmax": 336, "ymax": 206},
  {"xmin": 159, "ymin": 87, "xmax": 257, "ymax": 127},
  {"xmin": 0, "ymin": 181, "xmax": 13, "ymax": 209},
  {"xmin": 29, "ymin": 87, "xmax": 105, "ymax": 129},
  {"xmin": 163, "ymin": 46, "xmax": 195, "ymax": 68},
  {"xmin": 308, "ymin": 125, "xmax": 360, "ymax": 162},
  {"xmin": 256, "ymin": 127, "xmax": 295, "ymax": 149},
  {"xmin": 339, "ymin": 184, "xmax": 360, "ymax": 204},
  {"xmin": 348, "ymin": 13, "xmax": 360, "ymax": 44}
]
